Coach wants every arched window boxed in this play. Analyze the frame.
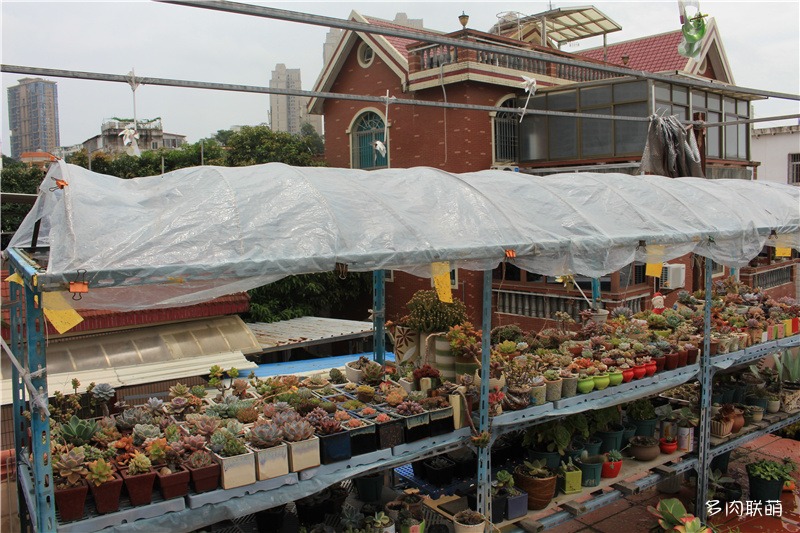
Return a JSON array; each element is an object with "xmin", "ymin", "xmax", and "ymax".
[
  {"xmin": 351, "ymin": 111, "xmax": 387, "ymax": 169},
  {"xmin": 494, "ymin": 98, "xmax": 518, "ymax": 163}
]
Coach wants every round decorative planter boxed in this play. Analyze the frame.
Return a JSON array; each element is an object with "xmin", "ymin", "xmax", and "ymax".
[
  {"xmin": 621, "ymin": 368, "xmax": 634, "ymax": 383},
  {"xmin": 513, "ymin": 467, "xmax": 557, "ymax": 510},
  {"xmin": 644, "ymin": 361, "xmax": 657, "ymax": 377},
  {"xmin": 608, "ymin": 371, "xmax": 623, "ymax": 387},
  {"xmin": 577, "ymin": 378, "xmax": 595, "ymax": 394},
  {"xmin": 767, "ymin": 399, "xmax": 781, "ymax": 413},
  {"xmin": 545, "ymin": 378, "xmax": 563, "ymax": 402},
  {"xmin": 632, "ymin": 365, "xmax": 647, "ymax": 380},
  {"xmin": 593, "ymin": 374, "xmax": 610, "ymax": 391},
  {"xmin": 601, "ymin": 459, "xmax": 622, "ymax": 478},
  {"xmin": 561, "ymin": 375, "xmax": 578, "ymax": 398},
  {"xmin": 730, "ymin": 409, "xmax": 745, "ymax": 434},
  {"xmin": 629, "ymin": 437, "xmax": 660, "ymax": 461},
  {"xmin": 659, "ymin": 438, "xmax": 678, "ymax": 454}
]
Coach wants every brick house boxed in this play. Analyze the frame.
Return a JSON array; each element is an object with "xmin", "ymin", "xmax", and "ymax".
[{"xmin": 309, "ymin": 7, "xmax": 798, "ymax": 329}]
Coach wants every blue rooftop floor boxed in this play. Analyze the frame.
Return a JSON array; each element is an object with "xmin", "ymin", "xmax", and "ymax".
[{"xmin": 252, "ymin": 352, "xmax": 395, "ymax": 377}]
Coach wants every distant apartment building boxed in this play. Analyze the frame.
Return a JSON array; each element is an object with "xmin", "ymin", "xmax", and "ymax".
[
  {"xmin": 7, "ymin": 78, "xmax": 60, "ymax": 159},
  {"xmin": 269, "ymin": 64, "xmax": 322, "ymax": 135},
  {"xmin": 752, "ymin": 125, "xmax": 800, "ymax": 185},
  {"xmin": 82, "ymin": 117, "xmax": 186, "ymax": 155},
  {"xmin": 324, "ymin": 29, "xmax": 345, "ymax": 65}
]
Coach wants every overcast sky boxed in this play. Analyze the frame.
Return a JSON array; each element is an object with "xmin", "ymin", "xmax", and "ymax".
[{"xmin": 2, "ymin": 1, "xmax": 798, "ymax": 153}]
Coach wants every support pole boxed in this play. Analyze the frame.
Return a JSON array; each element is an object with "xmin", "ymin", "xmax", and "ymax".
[
  {"xmin": 696, "ymin": 257, "xmax": 714, "ymax": 522},
  {"xmin": 8, "ymin": 264, "xmax": 27, "ymax": 530},
  {"xmin": 373, "ymin": 270, "xmax": 386, "ymax": 365},
  {"xmin": 476, "ymin": 270, "xmax": 493, "ymax": 526},
  {"xmin": 591, "ymin": 278, "xmax": 601, "ymax": 309}
]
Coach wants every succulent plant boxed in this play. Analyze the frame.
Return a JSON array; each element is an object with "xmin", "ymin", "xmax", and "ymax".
[
  {"xmin": 346, "ymin": 418, "xmax": 365, "ymax": 429},
  {"xmin": 362, "ymin": 363, "xmax": 385, "ymax": 385},
  {"xmin": 179, "ymin": 434, "xmax": 206, "ymax": 453},
  {"xmin": 85, "ymin": 458, "xmax": 115, "ymax": 486},
  {"xmin": 315, "ymin": 417, "xmax": 343, "ymax": 435},
  {"xmin": 340, "ymin": 507, "xmax": 365, "ymax": 529},
  {"xmin": 92, "ymin": 417, "xmax": 122, "ymax": 446},
  {"xmin": 164, "ymin": 423, "xmax": 181, "ymax": 443},
  {"xmin": 54, "ymin": 447, "xmax": 88, "ymax": 487},
  {"xmin": 168, "ymin": 382, "xmax": 191, "ymax": 399},
  {"xmin": 221, "ymin": 435, "xmax": 248, "ymax": 457},
  {"xmin": 247, "ymin": 422, "xmax": 283, "ymax": 448},
  {"xmin": 127, "ymin": 451, "xmax": 152, "ymax": 476},
  {"xmin": 164, "ymin": 396, "xmax": 191, "ymax": 418},
  {"xmin": 236, "ymin": 405, "xmax": 259, "ymax": 424},
  {"xmin": 328, "ymin": 367, "xmax": 346, "ymax": 384},
  {"xmin": 190, "ymin": 385, "xmax": 207, "ymax": 398},
  {"xmin": 333, "ymin": 410, "xmax": 351, "ymax": 422},
  {"xmin": 222, "ymin": 419, "xmax": 244, "ymax": 435},
  {"xmin": 281, "ymin": 419, "xmax": 315, "ymax": 442},
  {"xmin": 366, "ymin": 512, "xmax": 392, "ymax": 527},
  {"xmin": 320, "ymin": 401, "xmax": 337, "ymax": 414},
  {"xmin": 145, "ymin": 437, "xmax": 169, "ymax": 464},
  {"xmin": 305, "ymin": 407, "xmax": 329, "ymax": 428},
  {"xmin": 385, "ymin": 388, "xmax": 407, "ymax": 407},
  {"xmin": 60, "ymin": 416, "xmax": 98, "ymax": 447},
  {"xmin": 272, "ymin": 409, "xmax": 301, "ymax": 427},
  {"xmin": 115, "ymin": 407, "xmax": 154, "ymax": 431},
  {"xmin": 132, "ymin": 423, "xmax": 162, "ymax": 446},
  {"xmin": 375, "ymin": 413, "xmax": 392, "ymax": 423},
  {"xmin": 209, "ymin": 430, "xmax": 229, "ymax": 454},
  {"xmin": 143, "ymin": 397, "xmax": 164, "ymax": 414},
  {"xmin": 186, "ymin": 449, "xmax": 214, "ymax": 469},
  {"xmin": 395, "ymin": 401, "xmax": 425, "ymax": 417},
  {"xmin": 188, "ymin": 414, "xmax": 221, "ymax": 438}
]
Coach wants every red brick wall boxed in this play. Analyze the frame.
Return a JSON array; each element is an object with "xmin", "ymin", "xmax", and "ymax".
[
  {"xmin": 323, "ymin": 36, "xmax": 509, "ymax": 173},
  {"xmin": 387, "ymin": 270, "xmax": 485, "ymax": 328}
]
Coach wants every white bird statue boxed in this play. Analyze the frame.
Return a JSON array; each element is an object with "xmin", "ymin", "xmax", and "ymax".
[
  {"xmin": 519, "ymin": 76, "xmax": 538, "ymax": 123},
  {"xmin": 372, "ymin": 139, "xmax": 387, "ymax": 159},
  {"xmin": 119, "ymin": 124, "xmax": 141, "ymax": 157}
]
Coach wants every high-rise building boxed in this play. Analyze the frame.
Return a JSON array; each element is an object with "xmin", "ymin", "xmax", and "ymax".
[
  {"xmin": 7, "ymin": 78, "xmax": 60, "ymax": 159},
  {"xmin": 323, "ymin": 28, "xmax": 344, "ymax": 65},
  {"xmin": 269, "ymin": 64, "xmax": 322, "ymax": 135}
]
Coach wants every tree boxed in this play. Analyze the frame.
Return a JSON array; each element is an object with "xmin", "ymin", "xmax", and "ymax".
[
  {"xmin": 300, "ymin": 122, "xmax": 324, "ymax": 155},
  {"xmin": 223, "ymin": 126, "xmax": 323, "ymax": 167},
  {"xmin": 1, "ymin": 161, "xmax": 45, "ymax": 232}
]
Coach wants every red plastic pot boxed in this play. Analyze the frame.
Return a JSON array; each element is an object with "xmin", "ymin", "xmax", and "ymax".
[
  {"xmin": 632, "ymin": 365, "xmax": 647, "ymax": 380},
  {"xmin": 664, "ymin": 352, "xmax": 679, "ymax": 370},
  {"xmin": 621, "ymin": 368, "xmax": 634, "ymax": 383},
  {"xmin": 659, "ymin": 438, "xmax": 678, "ymax": 454},
  {"xmin": 601, "ymin": 458, "xmax": 622, "ymax": 478},
  {"xmin": 645, "ymin": 361, "xmax": 657, "ymax": 377}
]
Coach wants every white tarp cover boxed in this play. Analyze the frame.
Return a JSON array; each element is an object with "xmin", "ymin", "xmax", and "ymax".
[{"xmin": 8, "ymin": 161, "xmax": 800, "ymax": 311}]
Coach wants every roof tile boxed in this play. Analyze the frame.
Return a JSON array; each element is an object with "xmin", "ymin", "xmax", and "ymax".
[{"xmin": 579, "ymin": 31, "xmax": 687, "ymax": 72}]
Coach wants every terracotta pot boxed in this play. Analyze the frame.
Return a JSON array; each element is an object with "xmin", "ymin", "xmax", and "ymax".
[
  {"xmin": 120, "ymin": 467, "xmax": 157, "ymax": 506},
  {"xmin": 686, "ymin": 347, "xmax": 699, "ymax": 365},
  {"xmin": 664, "ymin": 352, "xmax": 679, "ymax": 370},
  {"xmin": 653, "ymin": 355, "xmax": 666, "ymax": 373},
  {"xmin": 55, "ymin": 480, "xmax": 88, "ymax": 522},
  {"xmin": 88, "ymin": 473, "xmax": 123, "ymax": 514},
  {"xmin": 730, "ymin": 409, "xmax": 745, "ymax": 434},
  {"xmin": 513, "ymin": 467, "xmax": 557, "ymax": 510},
  {"xmin": 156, "ymin": 464, "xmax": 190, "ymax": 500},
  {"xmin": 676, "ymin": 350, "xmax": 688, "ymax": 368},
  {"xmin": 629, "ymin": 437, "xmax": 660, "ymax": 461},
  {"xmin": 185, "ymin": 462, "xmax": 221, "ymax": 493}
]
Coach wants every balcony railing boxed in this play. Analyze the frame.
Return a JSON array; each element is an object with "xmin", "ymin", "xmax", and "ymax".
[
  {"xmin": 753, "ymin": 263, "xmax": 794, "ymax": 289},
  {"xmin": 411, "ymin": 42, "xmax": 619, "ymax": 83},
  {"xmin": 494, "ymin": 289, "xmax": 648, "ymax": 321}
]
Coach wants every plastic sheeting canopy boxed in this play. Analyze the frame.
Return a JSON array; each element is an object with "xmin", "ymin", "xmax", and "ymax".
[{"xmin": 8, "ymin": 161, "xmax": 800, "ymax": 310}]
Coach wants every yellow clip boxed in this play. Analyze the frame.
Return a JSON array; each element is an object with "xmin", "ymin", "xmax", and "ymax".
[{"xmin": 505, "ymin": 249, "xmax": 517, "ymax": 258}]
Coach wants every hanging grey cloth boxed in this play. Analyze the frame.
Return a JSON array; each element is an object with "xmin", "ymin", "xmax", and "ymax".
[{"xmin": 640, "ymin": 115, "xmax": 705, "ymax": 178}]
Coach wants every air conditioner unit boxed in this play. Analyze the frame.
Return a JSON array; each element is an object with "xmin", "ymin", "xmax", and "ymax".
[
  {"xmin": 660, "ymin": 263, "xmax": 686, "ymax": 290},
  {"xmin": 490, "ymin": 165, "xmax": 520, "ymax": 172}
]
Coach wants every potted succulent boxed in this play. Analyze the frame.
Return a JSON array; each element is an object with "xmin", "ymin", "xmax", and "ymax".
[
  {"xmin": 592, "ymin": 407, "xmax": 623, "ymax": 453},
  {"xmin": 452, "ymin": 509, "xmax": 486, "ymax": 533},
  {"xmin": 523, "ymin": 420, "xmax": 570, "ymax": 469},
  {"xmin": 120, "ymin": 450, "xmax": 156, "ymax": 506},
  {"xmin": 210, "ymin": 429, "xmax": 256, "ymax": 489},
  {"xmin": 709, "ymin": 411, "xmax": 734, "ymax": 438},
  {"xmin": 647, "ymin": 498, "xmax": 711, "ymax": 533},
  {"xmin": 560, "ymin": 368, "xmax": 579, "ymax": 398},
  {"xmin": 575, "ymin": 451, "xmax": 604, "ymax": 487},
  {"xmin": 766, "ymin": 394, "xmax": 781, "ymax": 414},
  {"xmin": 424, "ymin": 456, "xmax": 455, "ymax": 486},
  {"xmin": 385, "ymin": 500, "xmax": 409, "ymax": 523},
  {"xmin": 628, "ymin": 436, "xmax": 660, "ymax": 461},
  {"xmin": 184, "ymin": 449, "xmax": 220, "ymax": 493},
  {"xmin": 626, "ymin": 399, "xmax": 659, "ymax": 437},
  {"xmin": 154, "ymin": 440, "xmax": 190, "ymax": 500},
  {"xmin": 85, "ymin": 457, "xmax": 123, "ymax": 514},
  {"xmin": 53, "ymin": 447, "xmax": 89, "ymax": 522},
  {"xmin": 601, "ymin": 449, "xmax": 623, "ymax": 478},
  {"xmin": 577, "ymin": 373, "xmax": 595, "ymax": 394},
  {"xmin": 659, "ymin": 436, "xmax": 678, "ymax": 455},
  {"xmin": 394, "ymin": 401, "xmax": 430, "ymax": 443},
  {"xmin": 353, "ymin": 472, "xmax": 385, "ymax": 503},
  {"xmin": 311, "ymin": 414, "xmax": 351, "ymax": 465},
  {"xmin": 543, "ymin": 369, "xmax": 563, "ymax": 402},
  {"xmin": 374, "ymin": 412, "xmax": 405, "ymax": 449},
  {"xmin": 513, "ymin": 459, "xmax": 557, "ymax": 510},
  {"xmin": 247, "ymin": 421, "xmax": 289, "ymax": 480},
  {"xmin": 282, "ymin": 417, "xmax": 320, "ymax": 472},
  {"xmin": 495, "ymin": 469, "xmax": 528, "ymax": 520},
  {"xmin": 365, "ymin": 511, "xmax": 395, "ymax": 533},
  {"xmin": 558, "ymin": 458, "xmax": 582, "ymax": 495},
  {"xmin": 396, "ymin": 509, "xmax": 426, "ymax": 533},
  {"xmin": 707, "ymin": 469, "xmax": 735, "ymax": 502},
  {"xmin": 747, "ymin": 458, "xmax": 796, "ymax": 503},
  {"xmin": 345, "ymin": 355, "xmax": 372, "ymax": 383}
]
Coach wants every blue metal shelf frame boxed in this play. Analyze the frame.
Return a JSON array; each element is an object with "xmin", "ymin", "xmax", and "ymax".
[{"xmin": 7, "ymin": 247, "xmax": 57, "ymax": 533}]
